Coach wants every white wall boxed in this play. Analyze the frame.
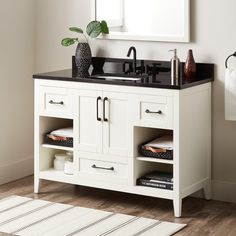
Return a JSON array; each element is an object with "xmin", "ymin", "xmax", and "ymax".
[
  {"xmin": 0, "ymin": 0, "xmax": 35, "ymax": 184},
  {"xmin": 35, "ymin": 0, "xmax": 88, "ymax": 72},
  {"xmin": 35, "ymin": 0, "xmax": 236, "ymax": 203}
]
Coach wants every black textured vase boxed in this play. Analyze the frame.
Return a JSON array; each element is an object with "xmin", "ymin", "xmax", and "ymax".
[{"xmin": 75, "ymin": 43, "xmax": 92, "ymax": 77}]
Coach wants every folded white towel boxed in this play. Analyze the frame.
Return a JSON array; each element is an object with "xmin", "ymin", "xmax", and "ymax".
[
  {"xmin": 50, "ymin": 127, "xmax": 73, "ymax": 138},
  {"xmin": 144, "ymin": 135, "xmax": 173, "ymax": 150},
  {"xmin": 225, "ymin": 68, "xmax": 236, "ymax": 120}
]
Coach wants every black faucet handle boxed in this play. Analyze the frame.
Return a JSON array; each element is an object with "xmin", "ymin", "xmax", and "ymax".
[
  {"xmin": 123, "ymin": 61, "xmax": 133, "ymax": 74},
  {"xmin": 136, "ymin": 66, "xmax": 145, "ymax": 75},
  {"xmin": 146, "ymin": 65, "xmax": 153, "ymax": 75},
  {"xmin": 146, "ymin": 63, "xmax": 162, "ymax": 76}
]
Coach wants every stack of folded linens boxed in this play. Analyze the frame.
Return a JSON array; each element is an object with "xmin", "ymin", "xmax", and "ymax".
[
  {"xmin": 45, "ymin": 127, "xmax": 73, "ymax": 147},
  {"xmin": 139, "ymin": 135, "xmax": 173, "ymax": 160}
]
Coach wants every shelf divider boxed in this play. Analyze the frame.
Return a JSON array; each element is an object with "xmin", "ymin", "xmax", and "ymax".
[
  {"xmin": 42, "ymin": 144, "xmax": 73, "ymax": 151},
  {"xmin": 136, "ymin": 156, "xmax": 173, "ymax": 165}
]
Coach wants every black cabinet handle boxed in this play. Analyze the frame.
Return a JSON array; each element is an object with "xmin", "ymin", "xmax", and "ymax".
[
  {"xmin": 49, "ymin": 100, "xmax": 64, "ymax": 105},
  {"xmin": 92, "ymin": 164, "xmax": 114, "ymax": 171},
  {"xmin": 145, "ymin": 109, "xmax": 162, "ymax": 114},
  {"xmin": 103, "ymin": 97, "xmax": 109, "ymax": 122},
  {"xmin": 96, "ymin": 96, "xmax": 102, "ymax": 121}
]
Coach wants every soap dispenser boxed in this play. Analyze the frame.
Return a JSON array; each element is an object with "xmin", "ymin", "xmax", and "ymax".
[{"xmin": 169, "ymin": 49, "xmax": 180, "ymax": 85}]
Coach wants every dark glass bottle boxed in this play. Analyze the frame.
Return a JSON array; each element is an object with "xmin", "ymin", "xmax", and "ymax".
[{"xmin": 184, "ymin": 49, "xmax": 196, "ymax": 82}]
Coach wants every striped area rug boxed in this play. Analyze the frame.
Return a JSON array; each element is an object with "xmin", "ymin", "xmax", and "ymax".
[{"xmin": 0, "ymin": 196, "xmax": 186, "ymax": 236}]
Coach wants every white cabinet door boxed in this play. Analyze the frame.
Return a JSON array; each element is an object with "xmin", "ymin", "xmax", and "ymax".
[
  {"xmin": 78, "ymin": 90, "xmax": 103, "ymax": 153},
  {"xmin": 103, "ymin": 92, "xmax": 129, "ymax": 157}
]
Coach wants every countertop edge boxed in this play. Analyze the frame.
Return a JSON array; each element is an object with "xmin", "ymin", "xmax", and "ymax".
[{"xmin": 33, "ymin": 74, "xmax": 213, "ymax": 90}]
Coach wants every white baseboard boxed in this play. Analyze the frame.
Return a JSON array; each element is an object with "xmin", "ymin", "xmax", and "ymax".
[
  {"xmin": 0, "ymin": 156, "xmax": 34, "ymax": 185},
  {"xmin": 212, "ymin": 180, "xmax": 236, "ymax": 203},
  {"xmin": 191, "ymin": 180, "xmax": 236, "ymax": 203}
]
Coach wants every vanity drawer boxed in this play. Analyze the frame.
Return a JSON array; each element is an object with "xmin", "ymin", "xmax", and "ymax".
[
  {"xmin": 39, "ymin": 86, "xmax": 74, "ymax": 118},
  {"xmin": 79, "ymin": 159, "xmax": 128, "ymax": 185},
  {"xmin": 138, "ymin": 95, "xmax": 173, "ymax": 129}
]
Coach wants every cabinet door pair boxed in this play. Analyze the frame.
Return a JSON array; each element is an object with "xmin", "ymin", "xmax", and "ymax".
[{"xmin": 78, "ymin": 90, "xmax": 129, "ymax": 157}]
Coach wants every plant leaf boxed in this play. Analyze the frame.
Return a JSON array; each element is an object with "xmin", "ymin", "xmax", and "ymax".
[
  {"xmin": 86, "ymin": 21, "xmax": 102, "ymax": 38},
  {"xmin": 69, "ymin": 27, "xmax": 83, "ymax": 34},
  {"xmin": 100, "ymin": 20, "xmax": 109, "ymax": 34},
  {"xmin": 61, "ymin": 38, "xmax": 77, "ymax": 46}
]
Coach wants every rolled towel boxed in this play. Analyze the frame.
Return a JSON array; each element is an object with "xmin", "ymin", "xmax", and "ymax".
[{"xmin": 225, "ymin": 68, "xmax": 236, "ymax": 120}]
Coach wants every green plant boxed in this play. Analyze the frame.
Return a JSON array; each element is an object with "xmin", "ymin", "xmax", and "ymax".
[{"xmin": 61, "ymin": 20, "xmax": 109, "ymax": 47}]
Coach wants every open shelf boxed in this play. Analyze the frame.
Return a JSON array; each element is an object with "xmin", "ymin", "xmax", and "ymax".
[
  {"xmin": 39, "ymin": 169, "xmax": 74, "ymax": 184},
  {"xmin": 133, "ymin": 126, "xmax": 174, "ymax": 191},
  {"xmin": 42, "ymin": 144, "xmax": 73, "ymax": 152},
  {"xmin": 136, "ymin": 156, "xmax": 173, "ymax": 165},
  {"xmin": 39, "ymin": 116, "xmax": 74, "ymax": 148},
  {"xmin": 39, "ymin": 144, "xmax": 75, "ymax": 182}
]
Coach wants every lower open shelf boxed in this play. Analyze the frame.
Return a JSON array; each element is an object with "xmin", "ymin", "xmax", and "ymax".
[
  {"xmin": 39, "ymin": 169, "xmax": 74, "ymax": 184},
  {"xmin": 38, "ymin": 170, "xmax": 174, "ymax": 200}
]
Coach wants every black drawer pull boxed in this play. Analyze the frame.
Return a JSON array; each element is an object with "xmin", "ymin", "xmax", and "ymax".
[
  {"xmin": 103, "ymin": 97, "xmax": 109, "ymax": 122},
  {"xmin": 96, "ymin": 96, "xmax": 102, "ymax": 121},
  {"xmin": 49, "ymin": 100, "xmax": 64, "ymax": 105},
  {"xmin": 92, "ymin": 164, "xmax": 114, "ymax": 171},
  {"xmin": 145, "ymin": 109, "xmax": 162, "ymax": 114}
]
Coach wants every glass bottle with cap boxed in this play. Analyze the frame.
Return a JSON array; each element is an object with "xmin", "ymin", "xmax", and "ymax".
[{"xmin": 64, "ymin": 152, "xmax": 74, "ymax": 175}]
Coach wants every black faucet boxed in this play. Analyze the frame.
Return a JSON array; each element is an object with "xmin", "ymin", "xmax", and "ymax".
[{"xmin": 127, "ymin": 46, "xmax": 137, "ymax": 74}]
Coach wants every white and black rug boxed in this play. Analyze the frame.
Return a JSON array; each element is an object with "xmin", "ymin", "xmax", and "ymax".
[{"xmin": 0, "ymin": 196, "xmax": 186, "ymax": 236}]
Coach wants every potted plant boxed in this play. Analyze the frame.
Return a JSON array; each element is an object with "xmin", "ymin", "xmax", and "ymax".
[{"xmin": 61, "ymin": 20, "xmax": 109, "ymax": 77}]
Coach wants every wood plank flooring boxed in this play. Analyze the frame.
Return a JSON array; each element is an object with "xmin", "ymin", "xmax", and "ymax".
[{"xmin": 0, "ymin": 176, "xmax": 235, "ymax": 236}]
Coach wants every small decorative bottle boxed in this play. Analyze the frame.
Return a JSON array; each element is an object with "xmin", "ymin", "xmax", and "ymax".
[{"xmin": 184, "ymin": 49, "xmax": 196, "ymax": 82}]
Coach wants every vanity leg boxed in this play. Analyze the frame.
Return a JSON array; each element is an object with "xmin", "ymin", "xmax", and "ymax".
[
  {"xmin": 173, "ymin": 198, "xmax": 182, "ymax": 218},
  {"xmin": 203, "ymin": 182, "xmax": 211, "ymax": 200},
  {"xmin": 34, "ymin": 177, "xmax": 41, "ymax": 194}
]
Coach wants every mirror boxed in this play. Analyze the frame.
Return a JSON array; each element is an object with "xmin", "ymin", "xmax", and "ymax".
[{"xmin": 92, "ymin": 0, "xmax": 190, "ymax": 42}]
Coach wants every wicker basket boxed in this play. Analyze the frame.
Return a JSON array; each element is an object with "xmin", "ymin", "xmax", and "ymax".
[
  {"xmin": 45, "ymin": 133, "xmax": 73, "ymax": 148},
  {"xmin": 138, "ymin": 142, "xmax": 173, "ymax": 160}
]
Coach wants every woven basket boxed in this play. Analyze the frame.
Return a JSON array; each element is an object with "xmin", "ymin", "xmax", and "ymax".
[
  {"xmin": 45, "ymin": 133, "xmax": 73, "ymax": 148},
  {"xmin": 138, "ymin": 143, "xmax": 173, "ymax": 160}
]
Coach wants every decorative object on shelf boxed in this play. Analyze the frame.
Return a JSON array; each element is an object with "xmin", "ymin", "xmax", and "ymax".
[
  {"xmin": 184, "ymin": 49, "xmax": 197, "ymax": 82},
  {"xmin": 54, "ymin": 153, "xmax": 68, "ymax": 170},
  {"xmin": 139, "ymin": 135, "xmax": 173, "ymax": 160},
  {"xmin": 137, "ymin": 171, "xmax": 173, "ymax": 190},
  {"xmin": 61, "ymin": 21, "xmax": 109, "ymax": 77},
  {"xmin": 45, "ymin": 127, "xmax": 73, "ymax": 147},
  {"xmin": 64, "ymin": 152, "xmax": 74, "ymax": 175}
]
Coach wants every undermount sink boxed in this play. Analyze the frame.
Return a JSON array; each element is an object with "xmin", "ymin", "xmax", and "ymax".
[{"xmin": 90, "ymin": 74, "xmax": 143, "ymax": 82}]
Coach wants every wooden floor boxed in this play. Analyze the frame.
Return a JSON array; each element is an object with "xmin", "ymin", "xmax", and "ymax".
[{"xmin": 0, "ymin": 176, "xmax": 236, "ymax": 236}]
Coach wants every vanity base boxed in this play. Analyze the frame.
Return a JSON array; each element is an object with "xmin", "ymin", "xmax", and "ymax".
[
  {"xmin": 34, "ymin": 175, "xmax": 211, "ymax": 218},
  {"xmin": 34, "ymin": 79, "xmax": 212, "ymax": 218}
]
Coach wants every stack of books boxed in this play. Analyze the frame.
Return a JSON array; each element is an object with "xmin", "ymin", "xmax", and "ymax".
[{"xmin": 137, "ymin": 171, "xmax": 173, "ymax": 190}]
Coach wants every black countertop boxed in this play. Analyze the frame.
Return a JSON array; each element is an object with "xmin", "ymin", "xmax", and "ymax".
[{"xmin": 33, "ymin": 57, "xmax": 214, "ymax": 90}]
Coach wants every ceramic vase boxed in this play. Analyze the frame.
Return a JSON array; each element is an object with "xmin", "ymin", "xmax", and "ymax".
[
  {"xmin": 75, "ymin": 43, "xmax": 92, "ymax": 77},
  {"xmin": 184, "ymin": 49, "xmax": 196, "ymax": 82}
]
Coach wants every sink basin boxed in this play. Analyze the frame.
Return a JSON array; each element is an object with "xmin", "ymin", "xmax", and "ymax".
[{"xmin": 90, "ymin": 74, "xmax": 142, "ymax": 82}]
